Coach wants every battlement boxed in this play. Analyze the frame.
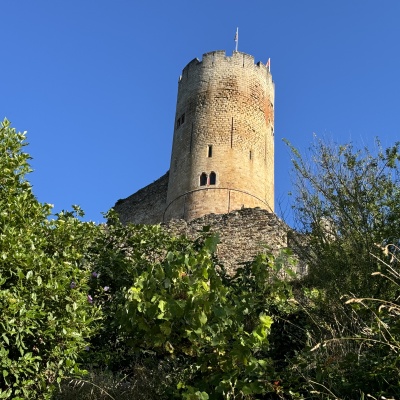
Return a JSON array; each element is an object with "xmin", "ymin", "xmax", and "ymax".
[{"xmin": 179, "ymin": 50, "xmax": 272, "ymax": 83}]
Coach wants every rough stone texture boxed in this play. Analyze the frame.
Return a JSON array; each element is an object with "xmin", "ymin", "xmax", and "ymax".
[
  {"xmin": 165, "ymin": 51, "xmax": 275, "ymax": 221},
  {"xmin": 113, "ymin": 187, "xmax": 307, "ymax": 275},
  {"xmin": 114, "ymin": 50, "xmax": 275, "ymax": 226},
  {"xmin": 113, "ymin": 172, "xmax": 169, "ymax": 225},
  {"xmin": 112, "ymin": 50, "xmax": 307, "ymax": 276},
  {"xmin": 164, "ymin": 208, "xmax": 306, "ymax": 276}
]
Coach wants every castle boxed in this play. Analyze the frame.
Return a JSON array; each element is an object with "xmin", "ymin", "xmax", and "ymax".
[{"xmin": 115, "ymin": 50, "xmax": 302, "ymax": 274}]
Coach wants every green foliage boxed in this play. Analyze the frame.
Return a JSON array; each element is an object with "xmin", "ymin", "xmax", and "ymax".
[
  {"xmin": 283, "ymin": 137, "xmax": 400, "ymax": 399},
  {"xmin": 87, "ymin": 214, "xmax": 298, "ymax": 399},
  {"xmin": 53, "ymin": 366, "xmax": 164, "ymax": 400},
  {"xmin": 11, "ymin": 116, "xmax": 400, "ymax": 399},
  {"xmin": 85, "ymin": 213, "xmax": 201, "ymax": 373},
  {"xmin": 286, "ymin": 137, "xmax": 400, "ymax": 297},
  {"xmin": 286, "ymin": 249, "xmax": 400, "ymax": 400},
  {"xmin": 339, "ymin": 246, "xmax": 400, "ymax": 398},
  {"xmin": 0, "ymin": 119, "xmax": 100, "ymax": 399}
]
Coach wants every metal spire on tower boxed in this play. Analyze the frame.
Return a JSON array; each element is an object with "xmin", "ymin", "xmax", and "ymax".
[{"xmin": 234, "ymin": 27, "xmax": 238, "ymax": 52}]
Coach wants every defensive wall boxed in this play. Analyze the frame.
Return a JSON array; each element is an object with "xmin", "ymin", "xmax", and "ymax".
[
  {"xmin": 165, "ymin": 207, "xmax": 305, "ymax": 275},
  {"xmin": 114, "ymin": 172, "xmax": 168, "ymax": 225},
  {"xmin": 114, "ymin": 181, "xmax": 305, "ymax": 275}
]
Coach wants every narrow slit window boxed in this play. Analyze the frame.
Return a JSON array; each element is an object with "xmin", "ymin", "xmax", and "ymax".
[
  {"xmin": 231, "ymin": 117, "xmax": 234, "ymax": 148},
  {"xmin": 249, "ymin": 150, "xmax": 252, "ymax": 160},
  {"xmin": 200, "ymin": 173, "xmax": 207, "ymax": 186},
  {"xmin": 208, "ymin": 145, "xmax": 213, "ymax": 157},
  {"xmin": 176, "ymin": 113, "xmax": 185, "ymax": 129},
  {"xmin": 209, "ymin": 172, "xmax": 216, "ymax": 185}
]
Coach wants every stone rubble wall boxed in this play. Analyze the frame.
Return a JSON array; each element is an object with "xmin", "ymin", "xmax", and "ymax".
[
  {"xmin": 165, "ymin": 207, "xmax": 305, "ymax": 276},
  {"xmin": 113, "ymin": 171, "xmax": 169, "ymax": 225},
  {"xmin": 113, "ymin": 174, "xmax": 307, "ymax": 276}
]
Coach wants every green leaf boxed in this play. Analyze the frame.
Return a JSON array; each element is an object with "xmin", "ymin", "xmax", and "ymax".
[
  {"xmin": 195, "ymin": 392, "xmax": 209, "ymax": 400},
  {"xmin": 160, "ymin": 322, "xmax": 171, "ymax": 336},
  {"xmin": 259, "ymin": 313, "xmax": 273, "ymax": 329},
  {"xmin": 204, "ymin": 234, "xmax": 219, "ymax": 253},
  {"xmin": 2, "ymin": 334, "xmax": 9, "ymax": 346},
  {"xmin": 199, "ymin": 311, "xmax": 207, "ymax": 326},
  {"xmin": 165, "ymin": 341, "xmax": 174, "ymax": 353},
  {"xmin": 163, "ymin": 277, "xmax": 171, "ymax": 288},
  {"xmin": 0, "ymin": 388, "xmax": 12, "ymax": 398},
  {"xmin": 158, "ymin": 300, "xmax": 166, "ymax": 312}
]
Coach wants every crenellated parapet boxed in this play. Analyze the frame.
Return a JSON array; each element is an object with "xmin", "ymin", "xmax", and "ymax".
[{"xmin": 178, "ymin": 51, "xmax": 272, "ymax": 85}]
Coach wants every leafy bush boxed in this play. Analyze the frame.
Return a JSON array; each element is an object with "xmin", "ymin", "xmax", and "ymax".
[
  {"xmin": 340, "ymin": 245, "xmax": 400, "ymax": 398},
  {"xmin": 286, "ymin": 137, "xmax": 400, "ymax": 298},
  {"xmin": 282, "ymin": 138, "xmax": 400, "ymax": 399},
  {"xmin": 11, "ymin": 117, "xmax": 400, "ymax": 399},
  {"xmin": 0, "ymin": 119, "xmax": 100, "ymax": 399},
  {"xmin": 85, "ymin": 214, "xmax": 299, "ymax": 399},
  {"xmin": 285, "ymin": 247, "xmax": 400, "ymax": 400}
]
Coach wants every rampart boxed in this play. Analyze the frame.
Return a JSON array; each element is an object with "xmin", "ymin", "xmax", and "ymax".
[
  {"xmin": 114, "ymin": 172, "xmax": 168, "ymax": 225},
  {"xmin": 113, "ymin": 177, "xmax": 306, "ymax": 276},
  {"xmin": 164, "ymin": 207, "xmax": 305, "ymax": 275}
]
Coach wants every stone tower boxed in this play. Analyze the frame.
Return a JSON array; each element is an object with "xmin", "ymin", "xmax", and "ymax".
[{"xmin": 164, "ymin": 50, "xmax": 275, "ymax": 222}]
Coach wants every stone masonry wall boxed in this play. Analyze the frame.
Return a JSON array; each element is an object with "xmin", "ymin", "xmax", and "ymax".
[
  {"xmin": 113, "ymin": 50, "xmax": 304, "ymax": 275},
  {"xmin": 164, "ymin": 207, "xmax": 305, "ymax": 275},
  {"xmin": 113, "ymin": 182, "xmax": 306, "ymax": 276},
  {"xmin": 113, "ymin": 172, "xmax": 168, "ymax": 225},
  {"xmin": 165, "ymin": 51, "xmax": 275, "ymax": 221}
]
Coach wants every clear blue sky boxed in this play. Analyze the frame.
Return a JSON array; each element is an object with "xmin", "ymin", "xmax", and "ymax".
[{"xmin": 2, "ymin": 1, "xmax": 400, "ymax": 225}]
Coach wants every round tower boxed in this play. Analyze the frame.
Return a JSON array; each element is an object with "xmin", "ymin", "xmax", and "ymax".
[{"xmin": 164, "ymin": 50, "xmax": 275, "ymax": 221}]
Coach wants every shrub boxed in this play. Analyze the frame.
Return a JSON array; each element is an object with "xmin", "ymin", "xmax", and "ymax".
[
  {"xmin": 0, "ymin": 119, "xmax": 100, "ymax": 399},
  {"xmin": 286, "ymin": 137, "xmax": 400, "ymax": 298},
  {"xmin": 284, "ymin": 138, "xmax": 400, "ymax": 398},
  {"xmin": 86, "ymin": 215, "xmax": 299, "ymax": 399}
]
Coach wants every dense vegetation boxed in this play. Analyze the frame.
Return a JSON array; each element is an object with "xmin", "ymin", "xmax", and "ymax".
[
  {"xmin": 0, "ymin": 120, "xmax": 100, "ymax": 399},
  {"xmin": 1, "ymin": 119, "xmax": 399, "ymax": 399}
]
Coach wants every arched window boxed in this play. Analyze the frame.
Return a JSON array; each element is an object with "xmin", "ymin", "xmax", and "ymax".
[
  {"xmin": 209, "ymin": 172, "xmax": 216, "ymax": 185},
  {"xmin": 200, "ymin": 173, "xmax": 207, "ymax": 186}
]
